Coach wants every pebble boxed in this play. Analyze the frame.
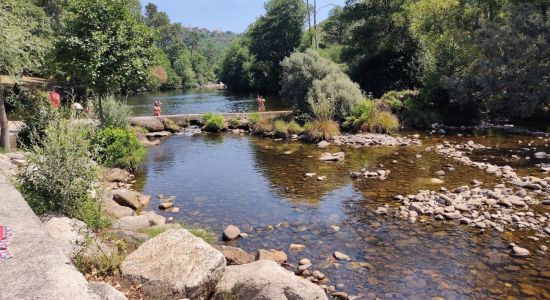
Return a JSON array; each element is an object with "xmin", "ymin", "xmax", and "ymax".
[
  {"xmin": 512, "ymin": 246, "xmax": 530, "ymax": 257},
  {"xmin": 289, "ymin": 244, "xmax": 305, "ymax": 251},
  {"xmin": 222, "ymin": 225, "xmax": 241, "ymax": 240},
  {"xmin": 333, "ymin": 251, "xmax": 351, "ymax": 261},
  {"xmin": 299, "ymin": 258, "xmax": 311, "ymax": 265}
]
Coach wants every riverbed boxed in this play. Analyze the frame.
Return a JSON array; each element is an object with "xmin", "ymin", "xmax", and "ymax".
[{"xmin": 135, "ymin": 128, "xmax": 550, "ymax": 299}]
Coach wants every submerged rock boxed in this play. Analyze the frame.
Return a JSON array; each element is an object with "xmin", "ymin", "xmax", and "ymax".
[
  {"xmin": 512, "ymin": 246, "xmax": 530, "ymax": 257},
  {"xmin": 333, "ymin": 251, "xmax": 351, "ymax": 261}
]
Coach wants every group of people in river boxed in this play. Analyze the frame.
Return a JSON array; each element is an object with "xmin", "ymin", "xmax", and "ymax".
[{"xmin": 150, "ymin": 95, "xmax": 267, "ymax": 116}]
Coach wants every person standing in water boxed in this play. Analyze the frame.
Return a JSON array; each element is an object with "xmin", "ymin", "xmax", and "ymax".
[
  {"xmin": 257, "ymin": 95, "xmax": 266, "ymax": 112},
  {"xmin": 153, "ymin": 100, "xmax": 162, "ymax": 116}
]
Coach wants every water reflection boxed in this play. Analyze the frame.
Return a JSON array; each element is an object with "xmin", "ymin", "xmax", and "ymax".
[{"xmin": 124, "ymin": 89, "xmax": 290, "ymax": 116}]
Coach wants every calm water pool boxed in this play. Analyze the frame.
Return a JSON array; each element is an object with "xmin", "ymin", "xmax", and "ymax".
[
  {"xmin": 124, "ymin": 89, "xmax": 291, "ymax": 116},
  {"xmin": 136, "ymin": 131, "xmax": 550, "ymax": 299}
]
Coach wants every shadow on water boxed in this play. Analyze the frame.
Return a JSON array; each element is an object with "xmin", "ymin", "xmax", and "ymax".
[{"xmin": 136, "ymin": 131, "xmax": 550, "ymax": 299}]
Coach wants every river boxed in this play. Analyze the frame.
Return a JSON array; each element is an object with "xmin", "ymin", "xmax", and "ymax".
[{"xmin": 130, "ymin": 90, "xmax": 550, "ymax": 299}]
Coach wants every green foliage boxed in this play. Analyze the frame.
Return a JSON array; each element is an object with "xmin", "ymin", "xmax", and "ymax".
[
  {"xmin": 218, "ymin": 40, "xmax": 254, "ymax": 91},
  {"xmin": 306, "ymin": 73, "xmax": 363, "ymax": 121},
  {"xmin": 145, "ymin": 226, "xmax": 166, "ymax": 239},
  {"xmin": 20, "ymin": 119, "xmax": 107, "ymax": 230},
  {"xmin": 188, "ymin": 227, "xmax": 216, "ymax": 245},
  {"xmin": 202, "ymin": 113, "xmax": 225, "ymax": 132},
  {"xmin": 286, "ymin": 120, "xmax": 303, "ymax": 134},
  {"xmin": 0, "ymin": 0, "xmax": 52, "ymax": 76},
  {"xmin": 95, "ymin": 95, "xmax": 131, "ymax": 129},
  {"xmin": 14, "ymin": 90, "xmax": 58, "ymax": 147},
  {"xmin": 273, "ymin": 120, "xmax": 288, "ymax": 137},
  {"xmin": 344, "ymin": 99, "xmax": 400, "ymax": 133},
  {"xmin": 343, "ymin": 100, "xmax": 375, "ymax": 130},
  {"xmin": 93, "ymin": 127, "xmax": 146, "ymax": 171},
  {"xmin": 228, "ymin": 117, "xmax": 241, "ymax": 128},
  {"xmin": 174, "ymin": 50, "xmax": 198, "ymax": 88},
  {"xmin": 303, "ymin": 119, "xmax": 340, "ymax": 142},
  {"xmin": 251, "ymin": 117, "xmax": 274, "ymax": 134},
  {"xmin": 74, "ymin": 240, "xmax": 127, "ymax": 276},
  {"xmin": 379, "ymin": 90, "xmax": 419, "ymax": 114},
  {"xmin": 248, "ymin": 112, "xmax": 260, "ymax": 125},
  {"xmin": 55, "ymin": 0, "xmax": 155, "ymax": 94}
]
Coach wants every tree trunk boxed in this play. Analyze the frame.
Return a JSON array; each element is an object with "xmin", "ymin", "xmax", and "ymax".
[
  {"xmin": 0, "ymin": 95, "xmax": 11, "ymax": 151},
  {"xmin": 307, "ymin": 0, "xmax": 312, "ymax": 47},
  {"xmin": 313, "ymin": 0, "xmax": 318, "ymax": 49}
]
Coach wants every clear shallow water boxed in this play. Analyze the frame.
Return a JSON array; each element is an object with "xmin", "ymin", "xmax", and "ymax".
[
  {"xmin": 136, "ymin": 131, "xmax": 550, "ymax": 299},
  {"xmin": 124, "ymin": 89, "xmax": 290, "ymax": 116}
]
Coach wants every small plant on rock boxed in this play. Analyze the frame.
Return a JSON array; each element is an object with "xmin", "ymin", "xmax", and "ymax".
[{"xmin": 202, "ymin": 113, "xmax": 225, "ymax": 132}]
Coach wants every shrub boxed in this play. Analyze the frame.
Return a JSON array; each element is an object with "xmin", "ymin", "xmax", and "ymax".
[
  {"xmin": 20, "ymin": 119, "xmax": 108, "ymax": 230},
  {"xmin": 287, "ymin": 120, "xmax": 303, "ymax": 134},
  {"xmin": 343, "ymin": 99, "xmax": 375, "ymax": 131},
  {"xmin": 228, "ymin": 117, "xmax": 241, "ymax": 128},
  {"xmin": 202, "ymin": 113, "xmax": 225, "ymax": 132},
  {"xmin": 95, "ymin": 95, "xmax": 131, "ymax": 129},
  {"xmin": 17, "ymin": 90, "xmax": 60, "ymax": 147},
  {"xmin": 307, "ymin": 73, "xmax": 364, "ymax": 121},
  {"xmin": 273, "ymin": 120, "xmax": 288, "ymax": 137},
  {"xmin": 368, "ymin": 111, "xmax": 400, "ymax": 133},
  {"xmin": 93, "ymin": 127, "xmax": 146, "ymax": 171},
  {"xmin": 304, "ymin": 119, "xmax": 340, "ymax": 142},
  {"xmin": 248, "ymin": 112, "xmax": 260, "ymax": 125},
  {"xmin": 379, "ymin": 90, "xmax": 419, "ymax": 114},
  {"xmin": 74, "ymin": 240, "xmax": 127, "ymax": 276}
]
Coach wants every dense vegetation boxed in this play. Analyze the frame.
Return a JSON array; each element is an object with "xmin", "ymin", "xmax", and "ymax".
[{"xmin": 219, "ymin": 0, "xmax": 549, "ymax": 127}]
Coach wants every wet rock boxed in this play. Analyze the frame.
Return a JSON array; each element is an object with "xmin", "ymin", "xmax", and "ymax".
[
  {"xmin": 435, "ymin": 170, "xmax": 446, "ymax": 176},
  {"xmin": 121, "ymin": 229, "xmax": 226, "ymax": 299},
  {"xmin": 512, "ymin": 246, "xmax": 530, "ymax": 257},
  {"xmin": 305, "ymin": 173, "xmax": 316, "ymax": 177},
  {"xmin": 298, "ymin": 263, "xmax": 312, "ymax": 271},
  {"xmin": 146, "ymin": 131, "xmax": 172, "ymax": 138},
  {"xmin": 443, "ymin": 212, "xmax": 463, "ymax": 220},
  {"xmin": 312, "ymin": 270, "xmax": 325, "ymax": 280},
  {"xmin": 317, "ymin": 141, "xmax": 330, "ymax": 148},
  {"xmin": 350, "ymin": 172, "xmax": 362, "ymax": 179},
  {"xmin": 319, "ymin": 152, "xmax": 345, "ymax": 162},
  {"xmin": 375, "ymin": 207, "xmax": 388, "ymax": 215},
  {"xmin": 213, "ymin": 260, "xmax": 328, "ymax": 300},
  {"xmin": 289, "ymin": 244, "xmax": 306, "ymax": 251},
  {"xmin": 215, "ymin": 245, "xmax": 255, "ymax": 265},
  {"xmin": 534, "ymin": 152, "xmax": 547, "ymax": 159},
  {"xmin": 256, "ymin": 249, "xmax": 288, "ymax": 264},
  {"xmin": 317, "ymin": 176, "xmax": 327, "ymax": 181},
  {"xmin": 332, "ymin": 291, "xmax": 349, "ymax": 299},
  {"xmin": 223, "ymin": 225, "xmax": 241, "ymax": 241},
  {"xmin": 112, "ymin": 189, "xmax": 150, "ymax": 210},
  {"xmin": 333, "ymin": 251, "xmax": 351, "ymax": 261},
  {"xmin": 429, "ymin": 178, "xmax": 445, "ymax": 185}
]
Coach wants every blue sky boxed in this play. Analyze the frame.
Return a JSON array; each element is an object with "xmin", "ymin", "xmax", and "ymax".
[{"xmin": 140, "ymin": 0, "xmax": 345, "ymax": 33}]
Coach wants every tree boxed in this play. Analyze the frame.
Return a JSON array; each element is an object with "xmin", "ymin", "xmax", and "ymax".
[
  {"xmin": 56, "ymin": 0, "xmax": 155, "ymax": 95},
  {"xmin": 218, "ymin": 40, "xmax": 254, "ymax": 91},
  {"xmin": 0, "ymin": 0, "xmax": 52, "ymax": 150},
  {"xmin": 247, "ymin": 0, "xmax": 307, "ymax": 93}
]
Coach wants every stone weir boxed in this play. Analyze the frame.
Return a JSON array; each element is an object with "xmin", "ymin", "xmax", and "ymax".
[{"xmin": 131, "ymin": 111, "xmax": 292, "ymax": 132}]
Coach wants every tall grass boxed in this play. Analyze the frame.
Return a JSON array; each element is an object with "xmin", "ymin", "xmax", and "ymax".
[
  {"xmin": 344, "ymin": 99, "xmax": 400, "ymax": 133},
  {"xmin": 304, "ymin": 119, "xmax": 340, "ymax": 142},
  {"xmin": 202, "ymin": 113, "xmax": 225, "ymax": 132}
]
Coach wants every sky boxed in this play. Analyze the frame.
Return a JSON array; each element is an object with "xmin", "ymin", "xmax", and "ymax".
[{"xmin": 140, "ymin": 0, "xmax": 346, "ymax": 33}]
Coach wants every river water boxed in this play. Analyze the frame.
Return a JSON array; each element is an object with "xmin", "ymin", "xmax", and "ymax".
[{"xmin": 131, "ymin": 91, "xmax": 550, "ymax": 299}]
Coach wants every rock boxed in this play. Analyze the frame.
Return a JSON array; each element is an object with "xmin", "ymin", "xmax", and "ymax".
[
  {"xmin": 428, "ymin": 178, "xmax": 445, "ymax": 185},
  {"xmin": 375, "ymin": 207, "xmax": 388, "ymax": 215},
  {"xmin": 350, "ymin": 172, "xmax": 362, "ymax": 179},
  {"xmin": 541, "ymin": 200, "xmax": 550, "ymax": 205},
  {"xmin": 317, "ymin": 141, "xmax": 330, "ymax": 148},
  {"xmin": 298, "ymin": 263, "xmax": 312, "ymax": 271},
  {"xmin": 512, "ymin": 246, "xmax": 530, "ymax": 257},
  {"xmin": 319, "ymin": 152, "xmax": 345, "ymax": 162},
  {"xmin": 131, "ymin": 117, "xmax": 165, "ymax": 132},
  {"xmin": 312, "ymin": 270, "xmax": 325, "ymax": 280},
  {"xmin": 146, "ymin": 131, "xmax": 172, "ymax": 138},
  {"xmin": 317, "ymin": 176, "xmax": 327, "ymax": 181},
  {"xmin": 169, "ymin": 207, "xmax": 180, "ymax": 213},
  {"xmin": 215, "ymin": 245, "xmax": 255, "ymax": 265},
  {"xmin": 112, "ymin": 189, "xmax": 150, "ymax": 210},
  {"xmin": 443, "ymin": 212, "xmax": 463, "ymax": 220},
  {"xmin": 140, "ymin": 211, "xmax": 166, "ymax": 226},
  {"xmin": 89, "ymin": 282, "xmax": 127, "ymax": 300},
  {"xmin": 534, "ymin": 152, "xmax": 547, "ymax": 159},
  {"xmin": 435, "ymin": 170, "xmax": 446, "ymax": 176},
  {"xmin": 106, "ymin": 230, "xmax": 148, "ymax": 246},
  {"xmin": 333, "ymin": 251, "xmax": 351, "ymax": 261},
  {"xmin": 102, "ymin": 199, "xmax": 135, "ymax": 220},
  {"xmin": 332, "ymin": 291, "xmax": 349, "ymax": 299},
  {"xmin": 121, "ymin": 229, "xmax": 226, "ymax": 299},
  {"xmin": 222, "ymin": 225, "xmax": 241, "ymax": 240},
  {"xmin": 305, "ymin": 173, "xmax": 316, "ymax": 177},
  {"xmin": 256, "ymin": 249, "xmax": 288, "ymax": 264},
  {"xmin": 213, "ymin": 260, "xmax": 328, "ymax": 300},
  {"xmin": 103, "ymin": 168, "xmax": 132, "ymax": 183},
  {"xmin": 44, "ymin": 217, "xmax": 88, "ymax": 258},
  {"xmin": 289, "ymin": 244, "xmax": 306, "ymax": 251},
  {"xmin": 112, "ymin": 215, "xmax": 151, "ymax": 232}
]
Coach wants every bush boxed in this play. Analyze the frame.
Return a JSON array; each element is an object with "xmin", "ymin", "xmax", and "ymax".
[
  {"xmin": 344, "ymin": 99, "xmax": 400, "ymax": 133},
  {"xmin": 287, "ymin": 120, "xmax": 303, "ymax": 134},
  {"xmin": 93, "ymin": 127, "xmax": 146, "ymax": 171},
  {"xmin": 304, "ymin": 119, "xmax": 340, "ymax": 142},
  {"xmin": 273, "ymin": 120, "xmax": 288, "ymax": 137},
  {"xmin": 16, "ymin": 90, "xmax": 60, "ymax": 147},
  {"xmin": 202, "ymin": 113, "xmax": 225, "ymax": 132},
  {"xmin": 307, "ymin": 73, "xmax": 364, "ymax": 121},
  {"xmin": 343, "ymin": 99, "xmax": 375, "ymax": 131},
  {"xmin": 228, "ymin": 117, "xmax": 241, "ymax": 128},
  {"xmin": 368, "ymin": 111, "xmax": 400, "ymax": 133},
  {"xmin": 95, "ymin": 95, "xmax": 131, "ymax": 129},
  {"xmin": 20, "ymin": 119, "xmax": 108, "ymax": 230},
  {"xmin": 379, "ymin": 90, "xmax": 419, "ymax": 114},
  {"xmin": 248, "ymin": 112, "xmax": 260, "ymax": 125}
]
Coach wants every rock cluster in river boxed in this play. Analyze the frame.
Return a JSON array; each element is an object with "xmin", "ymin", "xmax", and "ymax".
[
  {"xmin": 332, "ymin": 133, "xmax": 422, "ymax": 147},
  {"xmin": 351, "ymin": 169, "xmax": 391, "ymax": 180},
  {"xmin": 390, "ymin": 184, "xmax": 550, "ymax": 236}
]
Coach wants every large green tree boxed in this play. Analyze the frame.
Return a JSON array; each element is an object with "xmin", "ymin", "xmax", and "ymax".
[
  {"xmin": 0, "ymin": 0, "xmax": 52, "ymax": 150},
  {"xmin": 247, "ymin": 0, "xmax": 307, "ymax": 93},
  {"xmin": 55, "ymin": 0, "xmax": 155, "ymax": 94}
]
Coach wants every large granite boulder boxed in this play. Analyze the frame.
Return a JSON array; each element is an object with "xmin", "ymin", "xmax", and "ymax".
[
  {"xmin": 131, "ymin": 117, "xmax": 165, "ymax": 132},
  {"xmin": 120, "ymin": 229, "xmax": 226, "ymax": 299},
  {"xmin": 44, "ymin": 217, "xmax": 88, "ymax": 258},
  {"xmin": 213, "ymin": 260, "xmax": 328, "ymax": 300},
  {"xmin": 102, "ymin": 199, "xmax": 135, "ymax": 220},
  {"xmin": 112, "ymin": 189, "xmax": 150, "ymax": 210},
  {"xmin": 112, "ymin": 215, "xmax": 151, "ymax": 232},
  {"xmin": 89, "ymin": 282, "xmax": 127, "ymax": 300}
]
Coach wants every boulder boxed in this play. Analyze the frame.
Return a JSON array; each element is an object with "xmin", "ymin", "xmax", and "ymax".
[
  {"xmin": 215, "ymin": 245, "xmax": 255, "ymax": 265},
  {"xmin": 140, "ymin": 211, "xmax": 166, "ymax": 226},
  {"xmin": 222, "ymin": 225, "xmax": 240, "ymax": 240},
  {"xmin": 146, "ymin": 131, "xmax": 172, "ymax": 138},
  {"xmin": 120, "ymin": 229, "xmax": 226, "ymax": 300},
  {"xmin": 89, "ymin": 282, "xmax": 127, "ymax": 300},
  {"xmin": 102, "ymin": 199, "xmax": 135, "ymax": 220},
  {"xmin": 319, "ymin": 152, "xmax": 345, "ymax": 162},
  {"xmin": 213, "ymin": 260, "xmax": 328, "ymax": 300},
  {"xmin": 106, "ymin": 230, "xmax": 148, "ymax": 246},
  {"xmin": 131, "ymin": 117, "xmax": 164, "ymax": 132},
  {"xmin": 112, "ymin": 189, "xmax": 150, "ymax": 210},
  {"xmin": 317, "ymin": 141, "xmax": 330, "ymax": 148},
  {"xmin": 44, "ymin": 217, "xmax": 88, "ymax": 258},
  {"xmin": 256, "ymin": 249, "xmax": 288, "ymax": 264},
  {"xmin": 112, "ymin": 215, "xmax": 151, "ymax": 232},
  {"xmin": 103, "ymin": 168, "xmax": 132, "ymax": 183}
]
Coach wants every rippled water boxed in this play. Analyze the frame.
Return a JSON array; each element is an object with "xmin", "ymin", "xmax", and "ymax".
[
  {"xmin": 124, "ymin": 89, "xmax": 290, "ymax": 116},
  {"xmin": 136, "ymin": 131, "xmax": 550, "ymax": 299}
]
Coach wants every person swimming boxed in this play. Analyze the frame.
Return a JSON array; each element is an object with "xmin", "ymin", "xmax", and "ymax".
[{"xmin": 153, "ymin": 100, "xmax": 161, "ymax": 116}]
